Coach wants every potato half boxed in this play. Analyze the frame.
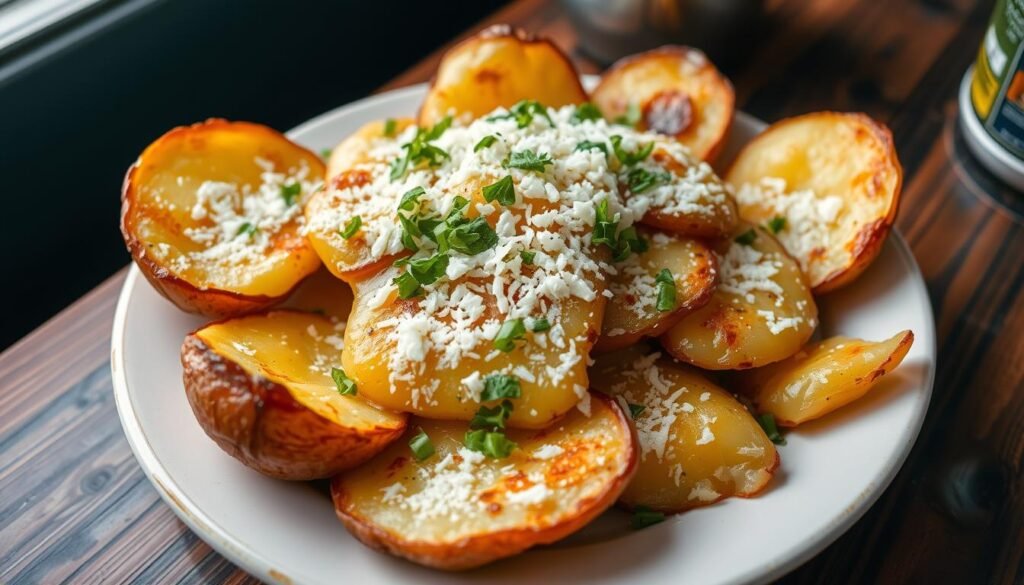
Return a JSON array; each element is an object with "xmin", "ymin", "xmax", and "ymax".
[
  {"xmin": 660, "ymin": 224, "xmax": 817, "ymax": 369},
  {"xmin": 325, "ymin": 118, "xmax": 415, "ymax": 183},
  {"xmin": 121, "ymin": 119, "xmax": 324, "ymax": 317},
  {"xmin": 418, "ymin": 24, "xmax": 587, "ymax": 126},
  {"xmin": 181, "ymin": 310, "xmax": 406, "ymax": 480},
  {"xmin": 591, "ymin": 347, "xmax": 777, "ymax": 513},
  {"xmin": 596, "ymin": 230, "xmax": 718, "ymax": 352},
  {"xmin": 735, "ymin": 331, "xmax": 914, "ymax": 426},
  {"xmin": 331, "ymin": 393, "xmax": 636, "ymax": 570},
  {"xmin": 591, "ymin": 46, "xmax": 735, "ymax": 162},
  {"xmin": 280, "ymin": 267, "xmax": 354, "ymax": 320},
  {"xmin": 727, "ymin": 112, "xmax": 902, "ymax": 293}
]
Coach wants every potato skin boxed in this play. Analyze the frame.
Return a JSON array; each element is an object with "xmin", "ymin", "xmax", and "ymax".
[
  {"xmin": 181, "ymin": 334, "xmax": 404, "ymax": 480},
  {"xmin": 331, "ymin": 394, "xmax": 637, "ymax": 570}
]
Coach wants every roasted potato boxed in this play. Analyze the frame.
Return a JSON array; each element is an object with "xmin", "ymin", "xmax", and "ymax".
[
  {"xmin": 596, "ymin": 230, "xmax": 717, "ymax": 352},
  {"xmin": 418, "ymin": 25, "xmax": 587, "ymax": 126},
  {"xmin": 591, "ymin": 46, "xmax": 735, "ymax": 162},
  {"xmin": 734, "ymin": 331, "xmax": 914, "ymax": 426},
  {"xmin": 341, "ymin": 266, "xmax": 605, "ymax": 429},
  {"xmin": 727, "ymin": 112, "xmax": 902, "ymax": 293},
  {"xmin": 331, "ymin": 393, "xmax": 636, "ymax": 570},
  {"xmin": 660, "ymin": 223, "xmax": 817, "ymax": 369},
  {"xmin": 591, "ymin": 347, "xmax": 777, "ymax": 512},
  {"xmin": 181, "ymin": 310, "xmax": 406, "ymax": 479},
  {"xmin": 325, "ymin": 118, "xmax": 415, "ymax": 182},
  {"xmin": 121, "ymin": 119, "xmax": 324, "ymax": 317},
  {"xmin": 280, "ymin": 267, "xmax": 354, "ymax": 320}
]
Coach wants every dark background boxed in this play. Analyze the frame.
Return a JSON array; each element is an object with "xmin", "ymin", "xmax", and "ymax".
[{"xmin": 0, "ymin": 0, "xmax": 507, "ymax": 350}]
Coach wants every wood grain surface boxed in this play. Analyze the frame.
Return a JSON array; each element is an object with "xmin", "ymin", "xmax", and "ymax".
[{"xmin": 2, "ymin": 0, "xmax": 1021, "ymax": 583}]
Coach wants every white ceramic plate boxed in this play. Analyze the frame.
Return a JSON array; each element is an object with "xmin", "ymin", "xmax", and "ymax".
[{"xmin": 111, "ymin": 82, "xmax": 936, "ymax": 585}]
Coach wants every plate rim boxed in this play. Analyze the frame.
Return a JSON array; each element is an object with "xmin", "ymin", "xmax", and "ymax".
[{"xmin": 110, "ymin": 83, "xmax": 937, "ymax": 585}]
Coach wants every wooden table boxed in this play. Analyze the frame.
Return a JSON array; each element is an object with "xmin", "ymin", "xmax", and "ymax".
[{"xmin": 2, "ymin": 0, "xmax": 1021, "ymax": 582}]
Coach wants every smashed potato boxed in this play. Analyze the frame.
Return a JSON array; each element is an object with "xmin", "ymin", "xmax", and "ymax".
[
  {"xmin": 727, "ymin": 112, "xmax": 902, "ymax": 293},
  {"xmin": 121, "ymin": 119, "xmax": 324, "ymax": 317},
  {"xmin": 660, "ymin": 224, "xmax": 817, "ymax": 369},
  {"xmin": 182, "ymin": 311, "xmax": 406, "ymax": 479},
  {"xmin": 592, "ymin": 46, "xmax": 735, "ymax": 162},
  {"xmin": 597, "ymin": 230, "xmax": 718, "ymax": 352},
  {"xmin": 418, "ymin": 25, "xmax": 587, "ymax": 126},
  {"xmin": 591, "ymin": 347, "xmax": 777, "ymax": 512},
  {"xmin": 331, "ymin": 393, "xmax": 636, "ymax": 570},
  {"xmin": 735, "ymin": 331, "xmax": 914, "ymax": 426},
  {"xmin": 325, "ymin": 118, "xmax": 415, "ymax": 182}
]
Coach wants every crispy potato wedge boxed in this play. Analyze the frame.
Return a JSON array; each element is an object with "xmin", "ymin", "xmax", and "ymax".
[
  {"xmin": 121, "ymin": 119, "xmax": 324, "ymax": 317},
  {"xmin": 325, "ymin": 118, "xmax": 415, "ymax": 182},
  {"xmin": 727, "ymin": 112, "xmax": 902, "ymax": 293},
  {"xmin": 591, "ymin": 46, "xmax": 735, "ymax": 162},
  {"xmin": 735, "ymin": 331, "xmax": 914, "ymax": 426},
  {"xmin": 342, "ymin": 266, "xmax": 605, "ymax": 429},
  {"xmin": 591, "ymin": 347, "xmax": 777, "ymax": 513},
  {"xmin": 181, "ymin": 310, "xmax": 406, "ymax": 479},
  {"xmin": 596, "ymin": 230, "xmax": 717, "ymax": 352},
  {"xmin": 331, "ymin": 393, "xmax": 636, "ymax": 570},
  {"xmin": 280, "ymin": 268, "xmax": 354, "ymax": 320},
  {"xmin": 660, "ymin": 224, "xmax": 817, "ymax": 369},
  {"xmin": 418, "ymin": 24, "xmax": 587, "ymax": 126}
]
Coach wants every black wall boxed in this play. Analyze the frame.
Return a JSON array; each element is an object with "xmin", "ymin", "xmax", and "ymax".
[{"xmin": 0, "ymin": 0, "xmax": 507, "ymax": 349}]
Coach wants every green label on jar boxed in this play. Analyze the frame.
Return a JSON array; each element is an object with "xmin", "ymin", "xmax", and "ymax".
[{"xmin": 972, "ymin": 0, "xmax": 1024, "ymax": 159}]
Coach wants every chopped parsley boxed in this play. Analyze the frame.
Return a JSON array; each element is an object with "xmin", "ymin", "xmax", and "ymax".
[
  {"xmin": 397, "ymin": 213, "xmax": 420, "ymax": 252},
  {"xmin": 319, "ymin": 147, "xmax": 332, "ymax": 159},
  {"xmin": 530, "ymin": 317, "xmax": 551, "ymax": 332},
  {"xmin": 481, "ymin": 374, "xmax": 522, "ymax": 401},
  {"xmin": 766, "ymin": 215, "xmax": 787, "ymax": 234},
  {"xmin": 570, "ymin": 102, "xmax": 604, "ymax": 124},
  {"xmin": 504, "ymin": 148, "xmax": 554, "ymax": 173},
  {"xmin": 340, "ymin": 216, "xmax": 362, "ymax": 239},
  {"xmin": 389, "ymin": 117, "xmax": 452, "ymax": 181},
  {"xmin": 408, "ymin": 429, "xmax": 435, "ymax": 461},
  {"xmin": 280, "ymin": 182, "xmax": 302, "ymax": 206},
  {"xmin": 593, "ymin": 199, "xmax": 648, "ymax": 261},
  {"xmin": 437, "ymin": 216, "xmax": 498, "ymax": 256},
  {"xmin": 611, "ymin": 135, "xmax": 655, "ymax": 166},
  {"xmin": 575, "ymin": 140, "xmax": 608, "ymax": 155},
  {"xmin": 470, "ymin": 400, "xmax": 513, "ymax": 430},
  {"xmin": 631, "ymin": 506, "xmax": 666, "ymax": 529},
  {"xmin": 482, "ymin": 175, "xmax": 515, "ymax": 206},
  {"xmin": 626, "ymin": 168, "xmax": 671, "ymax": 193},
  {"xmin": 330, "ymin": 367, "xmax": 357, "ymax": 396},
  {"xmin": 393, "ymin": 271, "xmax": 422, "ymax": 299},
  {"xmin": 464, "ymin": 429, "xmax": 517, "ymax": 459},
  {"xmin": 398, "ymin": 186, "xmax": 425, "ymax": 211},
  {"xmin": 474, "ymin": 135, "xmax": 498, "ymax": 152},
  {"xmin": 628, "ymin": 403, "xmax": 646, "ymax": 418},
  {"xmin": 734, "ymin": 229, "xmax": 758, "ymax": 246},
  {"xmin": 488, "ymin": 99, "xmax": 553, "ymax": 128},
  {"xmin": 655, "ymin": 269, "xmax": 677, "ymax": 312},
  {"xmin": 406, "ymin": 252, "xmax": 449, "ymax": 285},
  {"xmin": 383, "ymin": 118, "xmax": 397, "ymax": 137},
  {"xmin": 520, "ymin": 249, "xmax": 536, "ymax": 265},
  {"xmin": 493, "ymin": 318, "xmax": 526, "ymax": 352},
  {"xmin": 613, "ymin": 102, "xmax": 642, "ymax": 127},
  {"xmin": 757, "ymin": 413, "xmax": 786, "ymax": 445},
  {"xmin": 236, "ymin": 222, "xmax": 257, "ymax": 238}
]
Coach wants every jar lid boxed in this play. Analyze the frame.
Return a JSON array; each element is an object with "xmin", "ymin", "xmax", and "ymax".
[{"xmin": 959, "ymin": 67, "xmax": 1024, "ymax": 192}]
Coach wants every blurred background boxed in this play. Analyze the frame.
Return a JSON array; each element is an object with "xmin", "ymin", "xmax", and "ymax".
[{"xmin": 0, "ymin": 0, "xmax": 507, "ymax": 349}]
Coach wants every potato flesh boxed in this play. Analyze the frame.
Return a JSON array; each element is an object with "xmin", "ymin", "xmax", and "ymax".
[
  {"xmin": 332, "ymin": 395, "xmax": 634, "ymax": 564},
  {"xmin": 738, "ymin": 331, "xmax": 914, "ymax": 426},
  {"xmin": 598, "ymin": 231, "xmax": 717, "ymax": 352},
  {"xmin": 342, "ymin": 267, "xmax": 604, "ymax": 429},
  {"xmin": 280, "ymin": 268, "xmax": 355, "ymax": 320},
  {"xmin": 326, "ymin": 118, "xmax": 415, "ymax": 182},
  {"xmin": 660, "ymin": 224, "xmax": 817, "ymax": 369},
  {"xmin": 591, "ymin": 47, "xmax": 734, "ymax": 161},
  {"xmin": 418, "ymin": 27, "xmax": 587, "ymax": 126},
  {"xmin": 591, "ymin": 348, "xmax": 777, "ymax": 512},
  {"xmin": 727, "ymin": 112, "xmax": 901, "ymax": 292},
  {"xmin": 633, "ymin": 146, "xmax": 738, "ymax": 238},
  {"xmin": 126, "ymin": 121, "xmax": 323, "ymax": 296},
  {"xmin": 195, "ymin": 311, "xmax": 404, "ymax": 431}
]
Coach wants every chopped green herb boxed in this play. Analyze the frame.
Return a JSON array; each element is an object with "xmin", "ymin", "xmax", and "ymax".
[
  {"xmin": 655, "ymin": 269, "xmax": 677, "ymax": 312},
  {"xmin": 757, "ymin": 413, "xmax": 786, "ymax": 445},
  {"xmin": 520, "ymin": 249, "xmax": 536, "ymax": 265},
  {"xmin": 610, "ymin": 135, "xmax": 656, "ymax": 166},
  {"xmin": 575, "ymin": 140, "xmax": 608, "ymax": 155},
  {"xmin": 397, "ymin": 213, "xmax": 420, "ymax": 252},
  {"xmin": 383, "ymin": 118, "xmax": 397, "ymax": 137},
  {"xmin": 474, "ymin": 135, "xmax": 498, "ymax": 152},
  {"xmin": 493, "ymin": 318, "xmax": 526, "ymax": 352},
  {"xmin": 631, "ymin": 506, "xmax": 666, "ymax": 529},
  {"xmin": 570, "ymin": 102, "xmax": 604, "ymax": 124},
  {"xmin": 482, "ymin": 175, "xmax": 516, "ymax": 206},
  {"xmin": 766, "ymin": 215, "xmax": 787, "ymax": 234},
  {"xmin": 464, "ymin": 429, "xmax": 517, "ymax": 459},
  {"xmin": 408, "ymin": 428, "xmax": 435, "ymax": 461},
  {"xmin": 487, "ymin": 99, "xmax": 553, "ymax": 128},
  {"xmin": 398, "ymin": 186, "xmax": 425, "ymax": 211},
  {"xmin": 281, "ymin": 182, "xmax": 302, "ymax": 206},
  {"xmin": 628, "ymin": 403, "xmax": 646, "ymax": 418},
  {"xmin": 470, "ymin": 400, "xmax": 513, "ymax": 430},
  {"xmin": 438, "ymin": 217, "xmax": 498, "ymax": 256},
  {"xmin": 424, "ymin": 115, "xmax": 452, "ymax": 140},
  {"xmin": 734, "ymin": 229, "xmax": 758, "ymax": 246},
  {"xmin": 592, "ymin": 199, "xmax": 619, "ymax": 249},
  {"xmin": 393, "ymin": 271, "xmax": 423, "ymax": 299},
  {"xmin": 331, "ymin": 367, "xmax": 357, "ymax": 396},
  {"xmin": 389, "ymin": 118, "xmax": 452, "ymax": 181},
  {"xmin": 613, "ymin": 102, "xmax": 642, "ymax": 127},
  {"xmin": 530, "ymin": 317, "xmax": 551, "ymax": 332},
  {"xmin": 319, "ymin": 147, "xmax": 332, "ymax": 159},
  {"xmin": 481, "ymin": 374, "xmax": 522, "ymax": 401},
  {"xmin": 407, "ymin": 253, "xmax": 449, "ymax": 285},
  {"xmin": 626, "ymin": 168, "xmax": 671, "ymax": 194},
  {"xmin": 340, "ymin": 216, "xmax": 362, "ymax": 239},
  {"xmin": 504, "ymin": 149, "xmax": 554, "ymax": 173},
  {"xmin": 236, "ymin": 222, "xmax": 257, "ymax": 238},
  {"xmin": 613, "ymin": 226, "xmax": 648, "ymax": 262}
]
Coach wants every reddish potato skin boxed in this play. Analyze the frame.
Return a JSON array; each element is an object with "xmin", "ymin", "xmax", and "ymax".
[
  {"xmin": 120, "ymin": 119, "xmax": 323, "ymax": 318},
  {"xmin": 181, "ymin": 334, "xmax": 405, "ymax": 480},
  {"xmin": 329, "ymin": 394, "xmax": 638, "ymax": 571}
]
